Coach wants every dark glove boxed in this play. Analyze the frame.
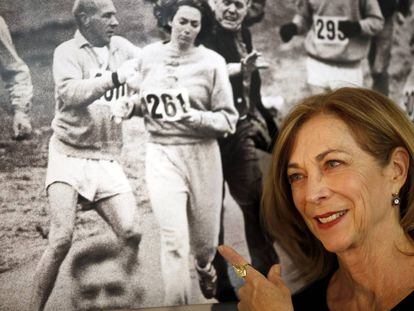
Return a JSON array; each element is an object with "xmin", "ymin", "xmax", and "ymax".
[
  {"xmin": 279, "ymin": 22, "xmax": 298, "ymax": 43},
  {"xmin": 398, "ymin": 0, "xmax": 410, "ymax": 17},
  {"xmin": 338, "ymin": 20, "xmax": 361, "ymax": 38}
]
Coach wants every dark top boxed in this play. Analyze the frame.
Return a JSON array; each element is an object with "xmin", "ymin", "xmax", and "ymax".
[
  {"xmin": 377, "ymin": 0, "xmax": 411, "ymax": 18},
  {"xmin": 201, "ymin": 21, "xmax": 278, "ymax": 149},
  {"xmin": 292, "ymin": 273, "xmax": 414, "ymax": 310}
]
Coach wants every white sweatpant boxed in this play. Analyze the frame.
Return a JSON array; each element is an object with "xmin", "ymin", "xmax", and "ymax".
[{"xmin": 145, "ymin": 139, "xmax": 223, "ymax": 305}]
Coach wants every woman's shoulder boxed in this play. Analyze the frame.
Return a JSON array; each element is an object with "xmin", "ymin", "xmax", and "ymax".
[
  {"xmin": 292, "ymin": 274, "xmax": 331, "ymax": 311},
  {"xmin": 198, "ymin": 45, "xmax": 224, "ymax": 61},
  {"xmin": 142, "ymin": 41, "xmax": 164, "ymax": 51},
  {"xmin": 197, "ymin": 44, "xmax": 227, "ymax": 66},
  {"xmin": 140, "ymin": 41, "xmax": 165, "ymax": 54}
]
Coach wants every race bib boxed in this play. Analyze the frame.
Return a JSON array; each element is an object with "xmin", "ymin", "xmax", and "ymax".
[
  {"xmin": 313, "ymin": 16, "xmax": 349, "ymax": 45},
  {"xmin": 142, "ymin": 88, "xmax": 190, "ymax": 121},
  {"xmin": 90, "ymin": 69, "xmax": 129, "ymax": 106}
]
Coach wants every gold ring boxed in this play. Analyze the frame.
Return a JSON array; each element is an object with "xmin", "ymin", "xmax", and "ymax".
[{"xmin": 233, "ymin": 263, "xmax": 251, "ymax": 279}]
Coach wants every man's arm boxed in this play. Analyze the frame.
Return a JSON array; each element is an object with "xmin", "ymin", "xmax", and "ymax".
[
  {"xmin": 402, "ymin": 7, "xmax": 414, "ymax": 96},
  {"xmin": 53, "ymin": 42, "xmax": 138, "ymax": 108},
  {"xmin": 53, "ymin": 44, "xmax": 114, "ymax": 108},
  {"xmin": 183, "ymin": 56, "xmax": 239, "ymax": 137},
  {"xmin": 403, "ymin": 67, "xmax": 414, "ymax": 96},
  {"xmin": 358, "ymin": 0, "xmax": 384, "ymax": 36},
  {"xmin": 0, "ymin": 16, "xmax": 33, "ymax": 113},
  {"xmin": 226, "ymin": 51, "xmax": 269, "ymax": 77},
  {"xmin": 291, "ymin": 0, "xmax": 313, "ymax": 34},
  {"xmin": 279, "ymin": 0, "xmax": 311, "ymax": 43}
]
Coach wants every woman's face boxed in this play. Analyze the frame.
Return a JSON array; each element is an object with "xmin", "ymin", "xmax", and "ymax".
[
  {"xmin": 169, "ymin": 5, "xmax": 202, "ymax": 50},
  {"xmin": 287, "ymin": 113, "xmax": 397, "ymax": 254}
]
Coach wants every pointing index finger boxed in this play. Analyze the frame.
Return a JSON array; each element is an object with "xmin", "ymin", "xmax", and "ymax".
[
  {"xmin": 218, "ymin": 245, "xmax": 246, "ymax": 265},
  {"xmin": 218, "ymin": 245, "xmax": 263, "ymax": 281}
]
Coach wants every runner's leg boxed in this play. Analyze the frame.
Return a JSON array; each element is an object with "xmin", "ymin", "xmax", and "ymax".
[
  {"xmin": 146, "ymin": 143, "xmax": 191, "ymax": 305},
  {"xmin": 30, "ymin": 182, "xmax": 78, "ymax": 311},
  {"xmin": 94, "ymin": 191, "xmax": 141, "ymax": 272}
]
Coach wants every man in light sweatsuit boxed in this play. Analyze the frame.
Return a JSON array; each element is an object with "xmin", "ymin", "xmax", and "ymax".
[
  {"xmin": 0, "ymin": 15, "xmax": 33, "ymax": 140},
  {"xmin": 30, "ymin": 0, "xmax": 142, "ymax": 310},
  {"xmin": 280, "ymin": 0, "xmax": 384, "ymax": 94}
]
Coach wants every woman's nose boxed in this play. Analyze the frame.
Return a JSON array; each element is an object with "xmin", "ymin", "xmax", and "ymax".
[{"xmin": 305, "ymin": 173, "xmax": 330, "ymax": 204}]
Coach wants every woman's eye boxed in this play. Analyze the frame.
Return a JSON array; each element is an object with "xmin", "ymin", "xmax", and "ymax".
[
  {"xmin": 179, "ymin": 19, "xmax": 188, "ymax": 25},
  {"xmin": 326, "ymin": 160, "xmax": 342, "ymax": 169},
  {"xmin": 191, "ymin": 22, "xmax": 199, "ymax": 28},
  {"xmin": 288, "ymin": 173, "xmax": 303, "ymax": 184}
]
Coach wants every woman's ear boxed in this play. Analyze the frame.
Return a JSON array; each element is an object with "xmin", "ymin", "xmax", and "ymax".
[
  {"xmin": 168, "ymin": 19, "xmax": 172, "ymax": 27},
  {"xmin": 389, "ymin": 147, "xmax": 410, "ymax": 191}
]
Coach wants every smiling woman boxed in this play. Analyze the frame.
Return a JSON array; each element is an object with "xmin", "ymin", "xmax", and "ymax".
[
  {"xmin": 258, "ymin": 87, "xmax": 414, "ymax": 310},
  {"xmin": 218, "ymin": 87, "xmax": 414, "ymax": 310}
]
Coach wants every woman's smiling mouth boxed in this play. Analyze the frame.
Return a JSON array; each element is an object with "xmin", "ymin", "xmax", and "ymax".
[{"xmin": 314, "ymin": 210, "xmax": 348, "ymax": 228}]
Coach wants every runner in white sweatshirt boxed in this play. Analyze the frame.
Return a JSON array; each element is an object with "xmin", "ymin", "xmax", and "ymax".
[
  {"xmin": 133, "ymin": 0, "xmax": 238, "ymax": 305},
  {"xmin": 30, "ymin": 1, "xmax": 141, "ymax": 310}
]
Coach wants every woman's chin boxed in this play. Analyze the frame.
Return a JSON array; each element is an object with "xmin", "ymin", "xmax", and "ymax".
[
  {"xmin": 320, "ymin": 236, "xmax": 353, "ymax": 254},
  {"xmin": 178, "ymin": 39, "xmax": 194, "ymax": 50}
]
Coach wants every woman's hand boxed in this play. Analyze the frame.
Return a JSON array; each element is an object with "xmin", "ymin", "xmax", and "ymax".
[
  {"xmin": 110, "ymin": 94, "xmax": 140, "ymax": 123},
  {"xmin": 165, "ymin": 108, "xmax": 202, "ymax": 125},
  {"xmin": 180, "ymin": 108, "xmax": 202, "ymax": 123},
  {"xmin": 218, "ymin": 245, "xmax": 293, "ymax": 311}
]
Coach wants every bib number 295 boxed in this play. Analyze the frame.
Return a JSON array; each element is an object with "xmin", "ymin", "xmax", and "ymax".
[{"xmin": 314, "ymin": 16, "xmax": 347, "ymax": 44}]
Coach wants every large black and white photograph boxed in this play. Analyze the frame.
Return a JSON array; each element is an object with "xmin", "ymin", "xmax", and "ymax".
[{"xmin": 1, "ymin": 0, "xmax": 414, "ymax": 310}]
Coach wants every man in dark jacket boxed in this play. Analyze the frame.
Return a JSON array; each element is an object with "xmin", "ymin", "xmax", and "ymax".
[
  {"xmin": 369, "ymin": 0, "xmax": 411, "ymax": 95},
  {"xmin": 202, "ymin": 0, "xmax": 279, "ymax": 302}
]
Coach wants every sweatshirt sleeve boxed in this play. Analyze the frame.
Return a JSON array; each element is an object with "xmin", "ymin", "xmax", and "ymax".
[
  {"xmin": 293, "ymin": 0, "xmax": 313, "ymax": 34},
  {"xmin": 53, "ymin": 43, "xmax": 115, "ymax": 108},
  {"xmin": 359, "ymin": 0, "xmax": 384, "ymax": 36},
  {"xmin": 196, "ymin": 56, "xmax": 239, "ymax": 137},
  {"xmin": 0, "ymin": 16, "xmax": 33, "ymax": 113}
]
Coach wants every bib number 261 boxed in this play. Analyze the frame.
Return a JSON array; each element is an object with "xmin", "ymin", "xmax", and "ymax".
[{"xmin": 143, "ymin": 89, "xmax": 190, "ymax": 121}]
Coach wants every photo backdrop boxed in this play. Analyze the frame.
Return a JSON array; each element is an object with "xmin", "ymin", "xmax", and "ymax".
[{"xmin": 0, "ymin": 0, "xmax": 413, "ymax": 309}]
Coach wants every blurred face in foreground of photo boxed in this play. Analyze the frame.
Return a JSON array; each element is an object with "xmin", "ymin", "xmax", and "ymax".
[
  {"xmin": 169, "ymin": 5, "xmax": 202, "ymax": 50},
  {"xmin": 73, "ymin": 258, "xmax": 133, "ymax": 310},
  {"xmin": 214, "ymin": 0, "xmax": 249, "ymax": 31},
  {"xmin": 286, "ymin": 113, "xmax": 403, "ymax": 254}
]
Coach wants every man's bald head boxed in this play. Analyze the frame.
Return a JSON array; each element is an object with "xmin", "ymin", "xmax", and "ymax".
[
  {"xmin": 72, "ymin": 0, "xmax": 99, "ymax": 24},
  {"xmin": 213, "ymin": 0, "xmax": 251, "ymax": 31},
  {"xmin": 72, "ymin": 0, "xmax": 116, "ymax": 26},
  {"xmin": 71, "ymin": 0, "xmax": 118, "ymax": 46}
]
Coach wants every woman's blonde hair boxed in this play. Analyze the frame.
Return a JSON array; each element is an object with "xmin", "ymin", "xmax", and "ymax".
[{"xmin": 262, "ymin": 87, "xmax": 414, "ymax": 282}]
